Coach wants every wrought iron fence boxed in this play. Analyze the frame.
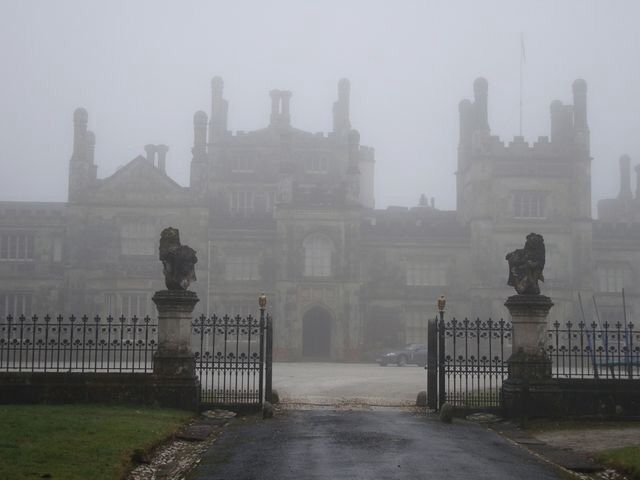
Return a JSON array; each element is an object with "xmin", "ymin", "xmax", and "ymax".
[
  {"xmin": 548, "ymin": 320, "xmax": 640, "ymax": 380},
  {"xmin": 430, "ymin": 317, "xmax": 512, "ymax": 409},
  {"xmin": 192, "ymin": 313, "xmax": 266, "ymax": 407},
  {"xmin": 0, "ymin": 314, "xmax": 157, "ymax": 373}
]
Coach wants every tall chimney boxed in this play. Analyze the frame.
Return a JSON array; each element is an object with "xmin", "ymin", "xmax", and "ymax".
[
  {"xmin": 193, "ymin": 111, "xmax": 208, "ymax": 155},
  {"xmin": 86, "ymin": 130, "xmax": 97, "ymax": 180},
  {"xmin": 269, "ymin": 89, "xmax": 280, "ymax": 126},
  {"xmin": 572, "ymin": 79, "xmax": 588, "ymax": 131},
  {"xmin": 473, "ymin": 77, "xmax": 489, "ymax": 132},
  {"xmin": 280, "ymin": 90, "xmax": 292, "ymax": 126},
  {"xmin": 333, "ymin": 78, "xmax": 351, "ymax": 133},
  {"xmin": 71, "ymin": 107, "xmax": 89, "ymax": 162},
  {"xmin": 209, "ymin": 76, "xmax": 228, "ymax": 143},
  {"xmin": 635, "ymin": 164, "xmax": 640, "ymax": 200},
  {"xmin": 619, "ymin": 155, "xmax": 633, "ymax": 200},
  {"xmin": 144, "ymin": 144, "xmax": 157, "ymax": 165},
  {"xmin": 156, "ymin": 144, "xmax": 168, "ymax": 173}
]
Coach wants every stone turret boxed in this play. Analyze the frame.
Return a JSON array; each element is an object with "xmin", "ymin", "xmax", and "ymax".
[
  {"xmin": 209, "ymin": 76, "xmax": 228, "ymax": 143},
  {"xmin": 333, "ymin": 78, "xmax": 351, "ymax": 134}
]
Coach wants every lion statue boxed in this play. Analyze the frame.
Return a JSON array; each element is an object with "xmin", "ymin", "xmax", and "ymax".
[
  {"xmin": 505, "ymin": 233, "xmax": 545, "ymax": 295},
  {"xmin": 159, "ymin": 227, "xmax": 197, "ymax": 290}
]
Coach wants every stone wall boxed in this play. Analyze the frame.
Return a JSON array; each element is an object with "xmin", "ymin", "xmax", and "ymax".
[{"xmin": 0, "ymin": 372, "xmax": 200, "ymax": 412}]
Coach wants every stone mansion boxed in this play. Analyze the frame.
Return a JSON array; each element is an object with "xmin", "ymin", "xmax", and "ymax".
[{"xmin": 1, "ymin": 77, "xmax": 638, "ymax": 360}]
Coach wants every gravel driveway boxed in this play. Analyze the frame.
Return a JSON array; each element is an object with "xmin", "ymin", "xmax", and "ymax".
[{"xmin": 273, "ymin": 362, "xmax": 426, "ymax": 405}]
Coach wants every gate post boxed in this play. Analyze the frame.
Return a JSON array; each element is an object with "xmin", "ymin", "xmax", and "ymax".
[
  {"xmin": 260, "ymin": 294, "xmax": 273, "ymax": 404},
  {"xmin": 437, "ymin": 301, "xmax": 446, "ymax": 409},
  {"xmin": 427, "ymin": 318, "xmax": 438, "ymax": 409}
]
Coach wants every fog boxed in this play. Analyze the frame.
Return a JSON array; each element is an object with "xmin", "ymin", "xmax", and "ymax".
[{"xmin": 1, "ymin": 0, "xmax": 639, "ymax": 211}]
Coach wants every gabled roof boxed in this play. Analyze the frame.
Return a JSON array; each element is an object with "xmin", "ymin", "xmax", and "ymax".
[{"xmin": 83, "ymin": 156, "xmax": 191, "ymax": 206}]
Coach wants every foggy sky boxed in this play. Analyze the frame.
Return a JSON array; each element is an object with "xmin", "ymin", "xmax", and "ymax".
[{"xmin": 1, "ymin": 0, "xmax": 639, "ymax": 213}]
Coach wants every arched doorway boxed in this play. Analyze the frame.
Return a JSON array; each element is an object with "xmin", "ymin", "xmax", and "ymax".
[{"xmin": 302, "ymin": 306, "xmax": 332, "ymax": 359}]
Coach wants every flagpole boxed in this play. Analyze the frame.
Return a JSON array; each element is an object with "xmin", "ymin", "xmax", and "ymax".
[
  {"xmin": 519, "ymin": 32, "xmax": 525, "ymax": 136},
  {"xmin": 519, "ymin": 33, "xmax": 524, "ymax": 137}
]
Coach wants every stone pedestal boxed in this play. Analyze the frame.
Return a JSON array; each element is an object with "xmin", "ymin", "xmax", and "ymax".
[
  {"xmin": 152, "ymin": 290, "xmax": 199, "ymax": 378},
  {"xmin": 505, "ymin": 294, "xmax": 553, "ymax": 380},
  {"xmin": 503, "ymin": 294, "xmax": 554, "ymax": 419}
]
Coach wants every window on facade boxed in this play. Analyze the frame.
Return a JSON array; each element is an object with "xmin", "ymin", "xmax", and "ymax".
[
  {"xmin": 304, "ymin": 235, "xmax": 332, "ymax": 277},
  {"xmin": 405, "ymin": 311, "xmax": 427, "ymax": 344},
  {"xmin": 230, "ymin": 191, "xmax": 254, "ymax": 216},
  {"xmin": 120, "ymin": 293, "xmax": 151, "ymax": 318},
  {"xmin": 121, "ymin": 223, "xmax": 155, "ymax": 256},
  {"xmin": 597, "ymin": 265, "xmax": 625, "ymax": 293},
  {"xmin": 305, "ymin": 154, "xmax": 328, "ymax": 174},
  {"xmin": 406, "ymin": 261, "xmax": 447, "ymax": 286},
  {"xmin": 513, "ymin": 191, "xmax": 546, "ymax": 218},
  {"xmin": 0, "ymin": 293, "xmax": 32, "ymax": 317},
  {"xmin": 225, "ymin": 254, "xmax": 259, "ymax": 281},
  {"xmin": 0, "ymin": 232, "xmax": 34, "ymax": 261},
  {"xmin": 231, "ymin": 154, "xmax": 254, "ymax": 173}
]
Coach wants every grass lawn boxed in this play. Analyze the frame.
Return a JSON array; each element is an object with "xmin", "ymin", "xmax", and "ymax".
[
  {"xmin": 0, "ymin": 404, "xmax": 193, "ymax": 480},
  {"xmin": 597, "ymin": 446, "xmax": 640, "ymax": 479}
]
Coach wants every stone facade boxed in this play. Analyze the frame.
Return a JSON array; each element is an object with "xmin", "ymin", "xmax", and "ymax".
[{"xmin": 1, "ymin": 77, "xmax": 638, "ymax": 361}]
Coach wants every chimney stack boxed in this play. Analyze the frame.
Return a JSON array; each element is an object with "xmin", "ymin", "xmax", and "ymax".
[
  {"xmin": 209, "ymin": 76, "xmax": 228, "ymax": 142},
  {"xmin": 618, "ymin": 154, "xmax": 632, "ymax": 200},
  {"xmin": 71, "ymin": 107, "xmax": 89, "ymax": 162},
  {"xmin": 144, "ymin": 144, "xmax": 157, "ymax": 165},
  {"xmin": 572, "ymin": 79, "xmax": 588, "ymax": 131},
  {"xmin": 156, "ymin": 145, "xmax": 168, "ymax": 173},
  {"xmin": 333, "ymin": 78, "xmax": 351, "ymax": 133},
  {"xmin": 269, "ymin": 89, "xmax": 292, "ymax": 127},
  {"xmin": 635, "ymin": 164, "xmax": 640, "ymax": 200},
  {"xmin": 473, "ymin": 77, "xmax": 489, "ymax": 132},
  {"xmin": 193, "ymin": 111, "xmax": 208, "ymax": 156}
]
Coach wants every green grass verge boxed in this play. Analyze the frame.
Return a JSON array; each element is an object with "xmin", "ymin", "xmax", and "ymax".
[
  {"xmin": 597, "ymin": 446, "xmax": 640, "ymax": 479},
  {"xmin": 0, "ymin": 404, "xmax": 193, "ymax": 480}
]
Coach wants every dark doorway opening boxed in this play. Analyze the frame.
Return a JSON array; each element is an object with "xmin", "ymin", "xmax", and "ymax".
[{"xmin": 302, "ymin": 307, "xmax": 332, "ymax": 359}]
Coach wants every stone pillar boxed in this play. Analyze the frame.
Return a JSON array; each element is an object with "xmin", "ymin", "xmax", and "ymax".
[
  {"xmin": 502, "ymin": 294, "xmax": 559, "ymax": 420},
  {"xmin": 504, "ymin": 294, "xmax": 553, "ymax": 380},
  {"xmin": 152, "ymin": 290, "xmax": 199, "ymax": 377}
]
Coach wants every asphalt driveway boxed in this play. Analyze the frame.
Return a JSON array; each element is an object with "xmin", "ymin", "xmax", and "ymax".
[{"xmin": 189, "ymin": 409, "xmax": 562, "ymax": 480}]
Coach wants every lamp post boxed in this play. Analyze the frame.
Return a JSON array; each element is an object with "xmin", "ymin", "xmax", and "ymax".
[{"xmin": 437, "ymin": 295, "xmax": 446, "ymax": 323}]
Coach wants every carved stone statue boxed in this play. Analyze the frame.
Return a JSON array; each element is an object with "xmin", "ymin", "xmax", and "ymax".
[
  {"xmin": 159, "ymin": 227, "xmax": 197, "ymax": 290},
  {"xmin": 505, "ymin": 233, "xmax": 545, "ymax": 295}
]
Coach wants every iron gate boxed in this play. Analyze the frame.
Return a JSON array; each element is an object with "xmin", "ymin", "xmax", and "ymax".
[
  {"xmin": 427, "ymin": 315, "xmax": 512, "ymax": 410},
  {"xmin": 191, "ymin": 310, "xmax": 273, "ymax": 409}
]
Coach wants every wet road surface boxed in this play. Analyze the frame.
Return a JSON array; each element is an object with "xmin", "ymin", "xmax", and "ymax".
[{"xmin": 189, "ymin": 409, "xmax": 561, "ymax": 480}]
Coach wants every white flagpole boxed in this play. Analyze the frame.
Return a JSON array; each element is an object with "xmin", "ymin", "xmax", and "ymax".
[{"xmin": 519, "ymin": 33, "xmax": 525, "ymax": 137}]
